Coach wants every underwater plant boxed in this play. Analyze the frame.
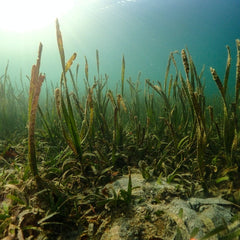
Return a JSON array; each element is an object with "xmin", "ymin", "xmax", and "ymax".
[
  {"xmin": 1, "ymin": 16, "xmax": 240, "ymax": 239},
  {"xmin": 27, "ymin": 42, "xmax": 45, "ymax": 187},
  {"xmin": 210, "ymin": 40, "xmax": 240, "ymax": 166}
]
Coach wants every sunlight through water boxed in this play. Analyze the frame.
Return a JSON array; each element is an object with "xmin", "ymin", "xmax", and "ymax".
[{"xmin": 0, "ymin": 0, "xmax": 75, "ymax": 32}]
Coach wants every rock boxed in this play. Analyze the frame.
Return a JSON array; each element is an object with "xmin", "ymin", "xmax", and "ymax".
[{"xmin": 99, "ymin": 172, "xmax": 238, "ymax": 240}]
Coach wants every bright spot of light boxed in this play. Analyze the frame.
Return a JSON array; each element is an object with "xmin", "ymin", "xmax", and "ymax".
[{"xmin": 0, "ymin": 0, "xmax": 75, "ymax": 33}]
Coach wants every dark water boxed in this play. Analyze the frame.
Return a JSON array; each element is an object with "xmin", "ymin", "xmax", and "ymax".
[{"xmin": 0, "ymin": 0, "xmax": 239, "ymax": 95}]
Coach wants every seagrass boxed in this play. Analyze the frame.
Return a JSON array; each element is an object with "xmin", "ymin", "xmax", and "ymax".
[
  {"xmin": 121, "ymin": 55, "xmax": 125, "ymax": 97},
  {"xmin": 235, "ymin": 39, "xmax": 240, "ymax": 105},
  {"xmin": 2, "ymin": 16, "xmax": 240, "ymax": 240},
  {"xmin": 28, "ymin": 42, "xmax": 45, "ymax": 184}
]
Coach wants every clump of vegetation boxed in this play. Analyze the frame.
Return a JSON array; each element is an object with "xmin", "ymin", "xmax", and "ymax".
[{"xmin": 0, "ymin": 19, "xmax": 240, "ymax": 239}]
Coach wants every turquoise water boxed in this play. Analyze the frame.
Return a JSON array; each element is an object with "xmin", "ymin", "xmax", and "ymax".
[{"xmin": 0, "ymin": 0, "xmax": 239, "ymax": 94}]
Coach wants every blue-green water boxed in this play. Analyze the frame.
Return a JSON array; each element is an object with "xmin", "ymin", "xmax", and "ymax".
[{"xmin": 0, "ymin": 0, "xmax": 239, "ymax": 94}]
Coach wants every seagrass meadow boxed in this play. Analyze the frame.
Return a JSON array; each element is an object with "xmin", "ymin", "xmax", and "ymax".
[{"xmin": 1, "ymin": 18, "xmax": 240, "ymax": 239}]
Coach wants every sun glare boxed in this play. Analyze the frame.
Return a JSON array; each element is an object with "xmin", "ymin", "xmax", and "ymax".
[{"xmin": 0, "ymin": 0, "xmax": 75, "ymax": 32}]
